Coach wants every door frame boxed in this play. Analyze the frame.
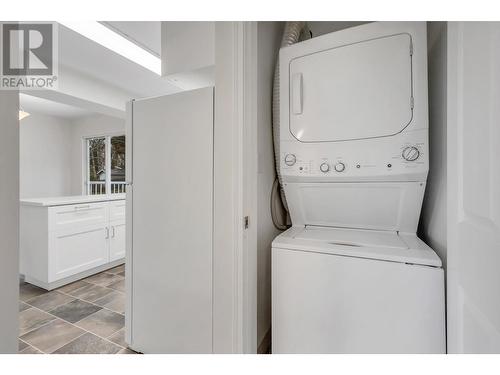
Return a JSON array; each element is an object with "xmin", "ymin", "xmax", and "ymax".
[{"xmin": 213, "ymin": 21, "xmax": 258, "ymax": 353}]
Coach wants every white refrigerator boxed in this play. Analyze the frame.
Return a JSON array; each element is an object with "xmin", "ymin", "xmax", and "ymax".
[{"xmin": 125, "ymin": 87, "xmax": 214, "ymax": 353}]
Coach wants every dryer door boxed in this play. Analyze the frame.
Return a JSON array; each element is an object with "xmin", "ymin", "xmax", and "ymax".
[{"xmin": 289, "ymin": 33, "xmax": 413, "ymax": 143}]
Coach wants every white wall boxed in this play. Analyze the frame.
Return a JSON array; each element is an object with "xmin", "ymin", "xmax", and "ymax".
[
  {"xmin": 20, "ymin": 113, "xmax": 73, "ymax": 198},
  {"xmin": 20, "ymin": 112, "xmax": 125, "ymax": 198},
  {"xmin": 69, "ymin": 114, "xmax": 125, "ymax": 195},
  {"xmin": 307, "ymin": 21, "xmax": 370, "ymax": 38},
  {"xmin": 0, "ymin": 90, "xmax": 19, "ymax": 353},
  {"xmin": 419, "ymin": 22, "xmax": 448, "ymax": 269},
  {"xmin": 256, "ymin": 21, "xmax": 284, "ymax": 352},
  {"xmin": 161, "ymin": 22, "xmax": 215, "ymax": 76}
]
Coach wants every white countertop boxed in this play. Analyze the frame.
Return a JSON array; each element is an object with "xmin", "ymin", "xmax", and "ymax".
[{"xmin": 20, "ymin": 194, "xmax": 126, "ymax": 207}]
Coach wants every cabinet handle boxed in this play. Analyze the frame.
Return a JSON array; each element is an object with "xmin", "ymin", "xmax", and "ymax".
[
  {"xmin": 105, "ymin": 227, "xmax": 109, "ymax": 239},
  {"xmin": 111, "ymin": 226, "xmax": 115, "ymax": 238},
  {"xmin": 75, "ymin": 205, "xmax": 91, "ymax": 210}
]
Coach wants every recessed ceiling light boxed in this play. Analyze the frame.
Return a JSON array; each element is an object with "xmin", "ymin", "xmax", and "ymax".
[
  {"xmin": 58, "ymin": 21, "xmax": 161, "ymax": 75},
  {"xmin": 19, "ymin": 109, "xmax": 30, "ymax": 121}
]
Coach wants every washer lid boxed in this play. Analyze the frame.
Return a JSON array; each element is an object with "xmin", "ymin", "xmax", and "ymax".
[
  {"xmin": 294, "ymin": 225, "xmax": 408, "ymax": 249},
  {"xmin": 273, "ymin": 226, "xmax": 442, "ymax": 267},
  {"xmin": 288, "ymin": 33, "xmax": 413, "ymax": 143}
]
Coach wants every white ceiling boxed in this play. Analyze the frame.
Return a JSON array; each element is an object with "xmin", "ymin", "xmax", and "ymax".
[
  {"xmin": 20, "ymin": 93, "xmax": 95, "ymax": 119},
  {"xmin": 102, "ymin": 21, "xmax": 161, "ymax": 56},
  {"xmin": 58, "ymin": 22, "xmax": 180, "ymax": 99},
  {"xmin": 29, "ymin": 22, "xmax": 181, "ymax": 118}
]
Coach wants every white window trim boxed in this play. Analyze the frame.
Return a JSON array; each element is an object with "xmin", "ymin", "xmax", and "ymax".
[{"xmin": 82, "ymin": 132, "xmax": 125, "ymax": 195}]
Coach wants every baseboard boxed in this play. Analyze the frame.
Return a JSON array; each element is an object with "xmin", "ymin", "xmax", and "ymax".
[
  {"xmin": 257, "ymin": 328, "xmax": 272, "ymax": 354},
  {"xmin": 24, "ymin": 259, "xmax": 125, "ymax": 290}
]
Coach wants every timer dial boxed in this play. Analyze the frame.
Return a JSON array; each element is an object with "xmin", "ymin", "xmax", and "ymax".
[
  {"xmin": 284, "ymin": 154, "xmax": 296, "ymax": 166},
  {"xmin": 402, "ymin": 146, "xmax": 420, "ymax": 161},
  {"xmin": 320, "ymin": 162, "xmax": 330, "ymax": 173}
]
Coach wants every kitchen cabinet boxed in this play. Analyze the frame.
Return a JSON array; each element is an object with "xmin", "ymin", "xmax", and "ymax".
[
  {"xmin": 20, "ymin": 194, "xmax": 125, "ymax": 290},
  {"xmin": 109, "ymin": 200, "xmax": 126, "ymax": 262}
]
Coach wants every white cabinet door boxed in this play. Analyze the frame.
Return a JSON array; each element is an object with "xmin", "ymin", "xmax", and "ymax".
[
  {"xmin": 109, "ymin": 200, "xmax": 126, "ymax": 222},
  {"xmin": 447, "ymin": 22, "xmax": 500, "ymax": 353},
  {"xmin": 129, "ymin": 87, "xmax": 214, "ymax": 353},
  {"xmin": 50, "ymin": 224, "xmax": 109, "ymax": 282},
  {"xmin": 110, "ymin": 220, "xmax": 126, "ymax": 262}
]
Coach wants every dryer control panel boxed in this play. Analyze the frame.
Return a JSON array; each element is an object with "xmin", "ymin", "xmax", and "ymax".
[{"xmin": 280, "ymin": 129, "xmax": 428, "ymax": 182}]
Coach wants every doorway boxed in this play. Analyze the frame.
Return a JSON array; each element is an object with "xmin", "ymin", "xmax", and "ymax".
[{"xmin": 17, "ymin": 93, "xmax": 132, "ymax": 354}]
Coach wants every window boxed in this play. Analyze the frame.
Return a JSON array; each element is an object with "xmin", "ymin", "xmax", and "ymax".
[{"xmin": 86, "ymin": 135, "xmax": 126, "ymax": 195}]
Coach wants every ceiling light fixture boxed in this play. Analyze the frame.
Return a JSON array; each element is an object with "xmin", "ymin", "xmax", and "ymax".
[
  {"xmin": 19, "ymin": 109, "xmax": 30, "ymax": 121},
  {"xmin": 58, "ymin": 21, "xmax": 161, "ymax": 75}
]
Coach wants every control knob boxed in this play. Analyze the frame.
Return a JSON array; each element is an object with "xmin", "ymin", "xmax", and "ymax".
[
  {"xmin": 334, "ymin": 162, "xmax": 346, "ymax": 172},
  {"xmin": 284, "ymin": 154, "xmax": 296, "ymax": 166},
  {"xmin": 320, "ymin": 162, "xmax": 330, "ymax": 173},
  {"xmin": 402, "ymin": 146, "xmax": 420, "ymax": 161}
]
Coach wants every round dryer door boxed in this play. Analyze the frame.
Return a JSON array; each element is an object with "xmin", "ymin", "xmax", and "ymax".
[{"xmin": 289, "ymin": 33, "xmax": 413, "ymax": 143}]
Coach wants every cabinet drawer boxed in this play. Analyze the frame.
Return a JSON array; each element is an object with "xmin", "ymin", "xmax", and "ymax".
[
  {"xmin": 109, "ymin": 200, "xmax": 126, "ymax": 221},
  {"xmin": 49, "ymin": 202, "xmax": 108, "ymax": 232}
]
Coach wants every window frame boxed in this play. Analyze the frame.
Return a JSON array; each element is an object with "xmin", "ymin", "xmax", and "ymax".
[{"xmin": 83, "ymin": 132, "xmax": 125, "ymax": 195}]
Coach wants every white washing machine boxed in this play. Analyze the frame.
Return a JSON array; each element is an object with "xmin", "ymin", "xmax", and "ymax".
[{"xmin": 272, "ymin": 22, "xmax": 446, "ymax": 353}]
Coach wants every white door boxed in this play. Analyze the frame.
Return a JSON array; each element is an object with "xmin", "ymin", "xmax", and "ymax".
[
  {"xmin": 128, "ymin": 87, "xmax": 214, "ymax": 353},
  {"xmin": 447, "ymin": 22, "xmax": 500, "ymax": 353}
]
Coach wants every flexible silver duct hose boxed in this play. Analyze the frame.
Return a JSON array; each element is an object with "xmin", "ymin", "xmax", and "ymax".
[{"xmin": 271, "ymin": 21, "xmax": 306, "ymax": 230}]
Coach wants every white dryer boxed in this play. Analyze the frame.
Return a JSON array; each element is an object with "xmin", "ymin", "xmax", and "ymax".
[{"xmin": 272, "ymin": 22, "xmax": 446, "ymax": 353}]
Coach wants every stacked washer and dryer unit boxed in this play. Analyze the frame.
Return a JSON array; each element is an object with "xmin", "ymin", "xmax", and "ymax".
[{"xmin": 272, "ymin": 22, "xmax": 446, "ymax": 353}]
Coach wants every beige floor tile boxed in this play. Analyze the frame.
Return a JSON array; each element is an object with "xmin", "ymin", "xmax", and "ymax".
[
  {"xmin": 75, "ymin": 309, "xmax": 124, "ymax": 338},
  {"xmin": 108, "ymin": 279, "xmax": 125, "ymax": 292},
  {"xmin": 20, "ymin": 319, "xmax": 85, "ymax": 354},
  {"xmin": 19, "ymin": 345, "xmax": 43, "ymax": 354},
  {"xmin": 107, "ymin": 328, "xmax": 126, "ymax": 348},
  {"xmin": 53, "ymin": 333, "xmax": 121, "ymax": 354},
  {"xmin": 65, "ymin": 283, "xmax": 114, "ymax": 302},
  {"xmin": 84, "ymin": 272, "xmax": 123, "ymax": 287},
  {"xmin": 19, "ymin": 301, "xmax": 31, "ymax": 312},
  {"xmin": 19, "ymin": 339, "xmax": 29, "ymax": 351},
  {"xmin": 106, "ymin": 264, "xmax": 125, "ymax": 275},
  {"xmin": 49, "ymin": 299, "xmax": 102, "ymax": 324},
  {"xmin": 56, "ymin": 280, "xmax": 91, "ymax": 294},
  {"xmin": 26, "ymin": 291, "xmax": 75, "ymax": 312},
  {"xmin": 19, "ymin": 283, "xmax": 47, "ymax": 302},
  {"xmin": 93, "ymin": 291, "xmax": 125, "ymax": 314},
  {"xmin": 19, "ymin": 308, "xmax": 56, "ymax": 336}
]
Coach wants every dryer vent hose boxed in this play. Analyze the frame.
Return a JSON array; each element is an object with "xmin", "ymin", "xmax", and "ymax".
[{"xmin": 271, "ymin": 21, "xmax": 307, "ymax": 230}]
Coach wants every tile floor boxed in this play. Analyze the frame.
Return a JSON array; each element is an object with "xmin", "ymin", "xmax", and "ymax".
[{"xmin": 18, "ymin": 264, "xmax": 137, "ymax": 354}]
